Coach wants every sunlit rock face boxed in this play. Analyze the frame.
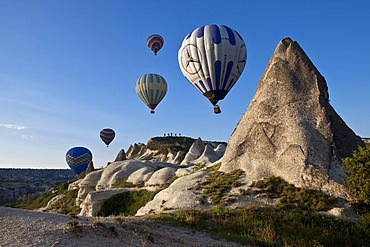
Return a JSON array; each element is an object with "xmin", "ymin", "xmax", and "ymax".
[{"xmin": 221, "ymin": 37, "xmax": 364, "ymax": 199}]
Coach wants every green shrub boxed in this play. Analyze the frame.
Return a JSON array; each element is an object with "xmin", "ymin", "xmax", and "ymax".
[
  {"xmin": 342, "ymin": 145, "xmax": 370, "ymax": 205},
  {"xmin": 98, "ymin": 190, "xmax": 157, "ymax": 216},
  {"xmin": 251, "ymin": 176, "xmax": 337, "ymax": 211}
]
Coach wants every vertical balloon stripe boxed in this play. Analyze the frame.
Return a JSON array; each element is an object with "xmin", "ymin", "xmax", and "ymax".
[
  {"xmin": 226, "ymin": 78, "xmax": 235, "ymax": 92},
  {"xmin": 198, "ymin": 80, "xmax": 208, "ymax": 92},
  {"xmin": 194, "ymin": 83, "xmax": 204, "ymax": 93},
  {"xmin": 210, "ymin": 25, "xmax": 221, "ymax": 44},
  {"xmin": 206, "ymin": 78, "xmax": 213, "ymax": 91},
  {"xmin": 223, "ymin": 25, "xmax": 236, "ymax": 45},
  {"xmin": 197, "ymin": 26, "xmax": 205, "ymax": 38},
  {"xmin": 155, "ymin": 74, "xmax": 160, "ymax": 83},
  {"xmin": 149, "ymin": 74, "xmax": 154, "ymax": 83},
  {"xmin": 222, "ymin": 61, "xmax": 234, "ymax": 90},
  {"xmin": 154, "ymin": 89, "xmax": 159, "ymax": 103},
  {"xmin": 150, "ymin": 89, "xmax": 154, "ymax": 102},
  {"xmin": 159, "ymin": 90, "xmax": 166, "ymax": 102},
  {"xmin": 215, "ymin": 60, "xmax": 221, "ymax": 89}
]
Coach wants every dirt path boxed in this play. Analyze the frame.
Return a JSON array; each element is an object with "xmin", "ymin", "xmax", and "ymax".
[{"xmin": 0, "ymin": 206, "xmax": 245, "ymax": 247}]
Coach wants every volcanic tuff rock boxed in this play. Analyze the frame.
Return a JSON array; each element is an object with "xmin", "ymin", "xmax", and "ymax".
[
  {"xmin": 114, "ymin": 149, "xmax": 127, "ymax": 161},
  {"xmin": 220, "ymin": 37, "xmax": 364, "ymax": 199}
]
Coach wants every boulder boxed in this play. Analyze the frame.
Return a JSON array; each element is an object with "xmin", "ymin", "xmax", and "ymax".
[
  {"xmin": 76, "ymin": 169, "xmax": 104, "ymax": 205},
  {"xmin": 181, "ymin": 138, "xmax": 205, "ymax": 165},
  {"xmin": 136, "ymin": 171, "xmax": 208, "ymax": 216},
  {"xmin": 192, "ymin": 144, "xmax": 225, "ymax": 165},
  {"xmin": 96, "ymin": 161, "xmax": 146, "ymax": 190},
  {"xmin": 79, "ymin": 188, "xmax": 127, "ymax": 217},
  {"xmin": 126, "ymin": 167, "xmax": 155, "ymax": 185},
  {"xmin": 220, "ymin": 37, "xmax": 364, "ymax": 199},
  {"xmin": 145, "ymin": 167, "xmax": 177, "ymax": 187}
]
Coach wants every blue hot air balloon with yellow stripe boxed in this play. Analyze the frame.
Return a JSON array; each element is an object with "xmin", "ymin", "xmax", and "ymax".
[
  {"xmin": 136, "ymin": 73, "xmax": 167, "ymax": 114},
  {"xmin": 100, "ymin": 128, "xmax": 115, "ymax": 147},
  {"xmin": 65, "ymin": 147, "xmax": 92, "ymax": 175},
  {"xmin": 178, "ymin": 24, "xmax": 247, "ymax": 114}
]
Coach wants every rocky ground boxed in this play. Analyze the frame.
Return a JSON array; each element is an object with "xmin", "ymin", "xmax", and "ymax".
[{"xmin": 0, "ymin": 206, "xmax": 244, "ymax": 247}]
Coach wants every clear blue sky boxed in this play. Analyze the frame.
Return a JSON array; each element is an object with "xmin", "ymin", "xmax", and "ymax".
[{"xmin": 1, "ymin": 0, "xmax": 369, "ymax": 169}]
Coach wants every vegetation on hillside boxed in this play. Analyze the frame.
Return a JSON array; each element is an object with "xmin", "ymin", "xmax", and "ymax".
[
  {"xmin": 98, "ymin": 190, "xmax": 158, "ymax": 217},
  {"xmin": 4, "ymin": 181, "xmax": 80, "ymax": 216},
  {"xmin": 150, "ymin": 206, "xmax": 370, "ymax": 247},
  {"xmin": 251, "ymin": 176, "xmax": 337, "ymax": 211},
  {"xmin": 343, "ymin": 145, "xmax": 370, "ymax": 205},
  {"xmin": 194, "ymin": 169, "xmax": 243, "ymax": 204}
]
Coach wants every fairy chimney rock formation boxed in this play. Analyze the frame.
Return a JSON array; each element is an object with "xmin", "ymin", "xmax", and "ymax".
[{"xmin": 220, "ymin": 37, "xmax": 364, "ymax": 199}]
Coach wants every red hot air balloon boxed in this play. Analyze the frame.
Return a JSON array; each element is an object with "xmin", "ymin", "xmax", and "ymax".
[
  {"xmin": 100, "ymin": 128, "xmax": 115, "ymax": 147},
  {"xmin": 147, "ymin": 34, "xmax": 164, "ymax": 55}
]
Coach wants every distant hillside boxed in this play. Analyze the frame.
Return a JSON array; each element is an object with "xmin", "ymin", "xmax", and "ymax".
[{"xmin": 0, "ymin": 169, "xmax": 75, "ymax": 204}]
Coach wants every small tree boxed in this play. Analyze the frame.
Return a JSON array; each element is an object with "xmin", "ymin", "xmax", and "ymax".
[{"xmin": 342, "ymin": 145, "xmax": 370, "ymax": 204}]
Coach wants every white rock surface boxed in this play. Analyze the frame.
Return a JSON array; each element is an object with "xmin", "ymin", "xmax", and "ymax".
[
  {"xmin": 126, "ymin": 167, "xmax": 155, "ymax": 185},
  {"xmin": 136, "ymin": 171, "xmax": 208, "ymax": 216},
  {"xmin": 145, "ymin": 167, "xmax": 177, "ymax": 187},
  {"xmin": 96, "ymin": 160, "xmax": 146, "ymax": 190},
  {"xmin": 181, "ymin": 138, "xmax": 205, "ymax": 165},
  {"xmin": 192, "ymin": 144, "xmax": 225, "ymax": 165}
]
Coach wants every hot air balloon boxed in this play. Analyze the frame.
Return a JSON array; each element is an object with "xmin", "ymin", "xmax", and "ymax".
[
  {"xmin": 136, "ymin": 73, "xmax": 167, "ymax": 114},
  {"xmin": 100, "ymin": 128, "xmax": 115, "ymax": 147},
  {"xmin": 147, "ymin": 34, "xmax": 164, "ymax": 55},
  {"xmin": 178, "ymin": 24, "xmax": 247, "ymax": 114},
  {"xmin": 65, "ymin": 147, "xmax": 92, "ymax": 175}
]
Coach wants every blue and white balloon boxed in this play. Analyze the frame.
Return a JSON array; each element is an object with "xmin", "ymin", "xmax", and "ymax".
[{"xmin": 178, "ymin": 24, "xmax": 247, "ymax": 113}]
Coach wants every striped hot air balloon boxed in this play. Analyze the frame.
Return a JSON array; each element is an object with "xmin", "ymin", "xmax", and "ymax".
[
  {"xmin": 100, "ymin": 128, "xmax": 115, "ymax": 147},
  {"xmin": 136, "ymin": 73, "xmax": 167, "ymax": 114},
  {"xmin": 147, "ymin": 34, "xmax": 164, "ymax": 55},
  {"xmin": 178, "ymin": 24, "xmax": 247, "ymax": 114},
  {"xmin": 65, "ymin": 147, "xmax": 92, "ymax": 175}
]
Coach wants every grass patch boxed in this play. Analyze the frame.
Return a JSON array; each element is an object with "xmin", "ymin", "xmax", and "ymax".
[
  {"xmin": 112, "ymin": 179, "xmax": 135, "ymax": 188},
  {"xmin": 251, "ymin": 176, "xmax": 337, "ymax": 211},
  {"xmin": 194, "ymin": 169, "xmax": 243, "ymax": 204},
  {"xmin": 150, "ymin": 206, "xmax": 370, "ymax": 246},
  {"xmin": 98, "ymin": 190, "xmax": 158, "ymax": 216}
]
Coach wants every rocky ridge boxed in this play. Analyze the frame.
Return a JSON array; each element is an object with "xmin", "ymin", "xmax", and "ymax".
[
  {"xmin": 67, "ymin": 137, "xmax": 226, "ymax": 217},
  {"xmin": 220, "ymin": 37, "xmax": 364, "ymax": 199}
]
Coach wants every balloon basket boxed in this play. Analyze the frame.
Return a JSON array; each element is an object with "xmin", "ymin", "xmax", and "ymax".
[
  {"xmin": 150, "ymin": 110, "xmax": 155, "ymax": 114},
  {"xmin": 214, "ymin": 105, "xmax": 221, "ymax": 114}
]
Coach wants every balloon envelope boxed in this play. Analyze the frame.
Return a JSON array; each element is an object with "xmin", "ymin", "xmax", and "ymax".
[
  {"xmin": 136, "ymin": 73, "xmax": 167, "ymax": 113},
  {"xmin": 147, "ymin": 34, "xmax": 164, "ymax": 55},
  {"xmin": 65, "ymin": 147, "xmax": 92, "ymax": 175},
  {"xmin": 100, "ymin": 128, "xmax": 115, "ymax": 147},
  {"xmin": 178, "ymin": 24, "xmax": 247, "ymax": 110}
]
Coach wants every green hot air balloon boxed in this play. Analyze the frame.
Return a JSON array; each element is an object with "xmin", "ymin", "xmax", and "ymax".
[{"xmin": 136, "ymin": 73, "xmax": 167, "ymax": 114}]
